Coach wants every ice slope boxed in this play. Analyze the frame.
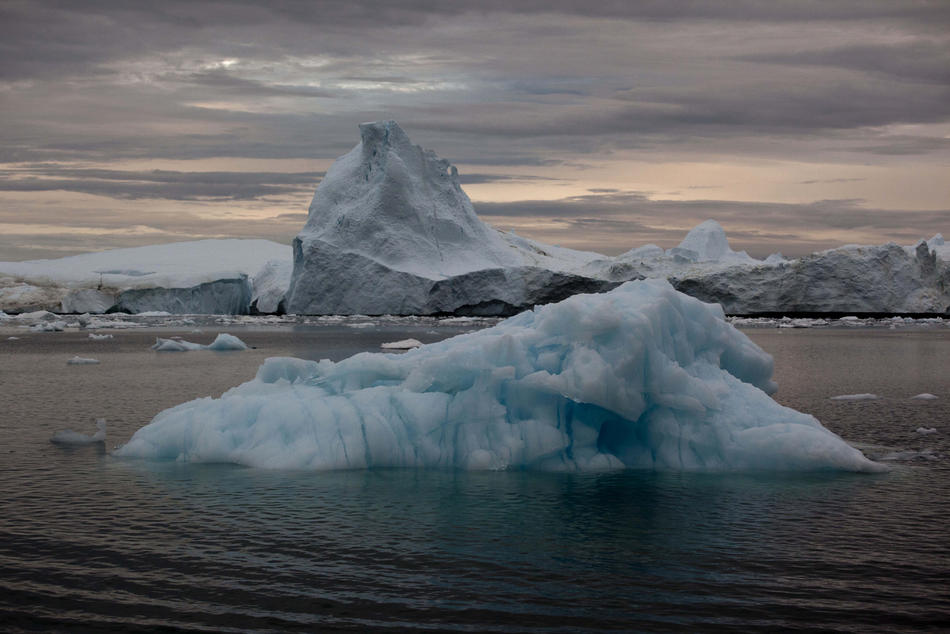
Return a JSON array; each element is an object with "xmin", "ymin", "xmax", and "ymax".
[
  {"xmin": 115, "ymin": 280, "xmax": 879, "ymax": 472},
  {"xmin": 0, "ymin": 239, "xmax": 289, "ymax": 314},
  {"xmin": 285, "ymin": 121, "xmax": 607, "ymax": 315}
]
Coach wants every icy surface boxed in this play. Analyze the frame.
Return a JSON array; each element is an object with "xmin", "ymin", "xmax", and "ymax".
[
  {"xmin": 380, "ymin": 338, "xmax": 423, "ymax": 350},
  {"xmin": 151, "ymin": 333, "xmax": 247, "ymax": 352},
  {"xmin": 51, "ymin": 419, "xmax": 106, "ymax": 444},
  {"xmin": 116, "ymin": 280, "xmax": 879, "ymax": 472},
  {"xmin": 285, "ymin": 120, "xmax": 607, "ymax": 315},
  {"xmin": 830, "ymin": 393, "xmax": 879, "ymax": 401},
  {"xmin": 0, "ymin": 239, "xmax": 288, "ymax": 314},
  {"xmin": 66, "ymin": 356, "xmax": 100, "ymax": 365}
]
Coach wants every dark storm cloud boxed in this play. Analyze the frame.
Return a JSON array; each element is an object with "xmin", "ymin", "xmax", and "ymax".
[{"xmin": 0, "ymin": 167, "xmax": 322, "ymax": 201}]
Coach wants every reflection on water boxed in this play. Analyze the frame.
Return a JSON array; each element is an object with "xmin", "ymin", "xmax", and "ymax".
[{"xmin": 0, "ymin": 326, "xmax": 948, "ymax": 631}]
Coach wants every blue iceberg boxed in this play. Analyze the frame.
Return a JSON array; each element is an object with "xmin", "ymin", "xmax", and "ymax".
[{"xmin": 115, "ymin": 280, "xmax": 880, "ymax": 471}]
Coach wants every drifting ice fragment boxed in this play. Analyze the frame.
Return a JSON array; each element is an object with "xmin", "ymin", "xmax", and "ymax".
[
  {"xmin": 88, "ymin": 333, "xmax": 114, "ymax": 340},
  {"xmin": 910, "ymin": 393, "xmax": 938, "ymax": 400},
  {"xmin": 151, "ymin": 333, "xmax": 247, "ymax": 352},
  {"xmin": 67, "ymin": 356, "xmax": 100, "ymax": 365},
  {"xmin": 51, "ymin": 419, "xmax": 106, "ymax": 444},
  {"xmin": 381, "ymin": 338, "xmax": 423, "ymax": 350},
  {"xmin": 830, "ymin": 394, "xmax": 879, "ymax": 401},
  {"xmin": 116, "ymin": 281, "xmax": 880, "ymax": 472},
  {"xmin": 915, "ymin": 427, "xmax": 938, "ymax": 435}
]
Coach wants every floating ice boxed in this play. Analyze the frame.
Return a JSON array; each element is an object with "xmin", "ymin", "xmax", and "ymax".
[
  {"xmin": 910, "ymin": 393, "xmax": 938, "ymax": 400},
  {"xmin": 381, "ymin": 338, "xmax": 423, "ymax": 350},
  {"xmin": 116, "ymin": 280, "xmax": 879, "ymax": 472},
  {"xmin": 88, "ymin": 333, "xmax": 114, "ymax": 340},
  {"xmin": 66, "ymin": 356, "xmax": 100, "ymax": 365},
  {"xmin": 51, "ymin": 419, "xmax": 106, "ymax": 444},
  {"xmin": 205, "ymin": 333, "xmax": 248, "ymax": 350},
  {"xmin": 915, "ymin": 427, "xmax": 938, "ymax": 435},
  {"xmin": 830, "ymin": 393, "xmax": 879, "ymax": 401},
  {"xmin": 151, "ymin": 333, "xmax": 247, "ymax": 352}
]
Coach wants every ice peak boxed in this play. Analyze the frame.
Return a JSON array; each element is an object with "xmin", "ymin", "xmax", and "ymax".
[
  {"xmin": 358, "ymin": 120, "xmax": 412, "ymax": 153},
  {"xmin": 678, "ymin": 220, "xmax": 731, "ymax": 261}
]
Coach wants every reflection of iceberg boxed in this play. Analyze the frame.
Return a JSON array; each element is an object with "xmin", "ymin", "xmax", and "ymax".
[{"xmin": 116, "ymin": 280, "xmax": 880, "ymax": 472}]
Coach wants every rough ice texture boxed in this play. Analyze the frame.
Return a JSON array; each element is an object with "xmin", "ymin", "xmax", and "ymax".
[
  {"xmin": 285, "ymin": 120, "xmax": 609, "ymax": 316},
  {"xmin": 116, "ymin": 280, "xmax": 879, "ymax": 472},
  {"xmin": 672, "ymin": 241, "xmax": 950, "ymax": 314},
  {"xmin": 0, "ymin": 239, "xmax": 287, "ymax": 314}
]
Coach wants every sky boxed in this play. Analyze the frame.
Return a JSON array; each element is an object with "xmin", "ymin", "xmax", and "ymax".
[{"xmin": 1, "ymin": 0, "xmax": 948, "ymax": 261}]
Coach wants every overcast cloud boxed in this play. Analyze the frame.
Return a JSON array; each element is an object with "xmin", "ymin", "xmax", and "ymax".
[{"xmin": 1, "ymin": 0, "xmax": 947, "ymax": 259}]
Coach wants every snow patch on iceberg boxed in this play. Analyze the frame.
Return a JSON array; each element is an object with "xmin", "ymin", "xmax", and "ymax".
[{"xmin": 116, "ymin": 280, "xmax": 879, "ymax": 472}]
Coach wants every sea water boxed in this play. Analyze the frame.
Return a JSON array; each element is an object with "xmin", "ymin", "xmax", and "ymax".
[{"xmin": 1, "ymin": 325, "xmax": 948, "ymax": 631}]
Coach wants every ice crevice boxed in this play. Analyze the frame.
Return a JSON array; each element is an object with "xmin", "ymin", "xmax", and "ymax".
[{"xmin": 115, "ymin": 280, "xmax": 882, "ymax": 472}]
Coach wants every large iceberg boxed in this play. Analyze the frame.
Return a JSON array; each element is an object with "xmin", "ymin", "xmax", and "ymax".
[
  {"xmin": 285, "ymin": 120, "xmax": 612, "ymax": 316},
  {"xmin": 0, "ymin": 239, "xmax": 288, "ymax": 314},
  {"xmin": 115, "ymin": 280, "xmax": 879, "ymax": 472}
]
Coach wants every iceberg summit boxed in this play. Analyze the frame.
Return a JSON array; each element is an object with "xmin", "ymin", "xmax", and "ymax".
[{"xmin": 116, "ymin": 281, "xmax": 880, "ymax": 472}]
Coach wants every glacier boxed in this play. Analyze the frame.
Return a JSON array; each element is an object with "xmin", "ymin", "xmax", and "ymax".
[{"xmin": 115, "ymin": 280, "xmax": 880, "ymax": 472}]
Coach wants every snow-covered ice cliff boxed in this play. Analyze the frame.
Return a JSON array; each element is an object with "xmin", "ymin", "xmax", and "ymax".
[{"xmin": 115, "ymin": 280, "xmax": 880, "ymax": 472}]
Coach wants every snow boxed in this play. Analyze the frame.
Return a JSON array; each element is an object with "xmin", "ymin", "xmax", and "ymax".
[
  {"xmin": 51, "ymin": 419, "xmax": 106, "ymax": 444},
  {"xmin": 0, "ymin": 239, "xmax": 289, "ymax": 314},
  {"xmin": 115, "ymin": 280, "xmax": 880, "ymax": 472},
  {"xmin": 151, "ymin": 333, "xmax": 247, "ymax": 352},
  {"xmin": 910, "ymin": 393, "xmax": 938, "ymax": 400},
  {"xmin": 380, "ymin": 338, "xmax": 423, "ymax": 350},
  {"xmin": 66, "ymin": 356, "xmax": 100, "ymax": 365},
  {"xmin": 915, "ymin": 427, "xmax": 938, "ymax": 435},
  {"xmin": 830, "ymin": 394, "xmax": 879, "ymax": 401}
]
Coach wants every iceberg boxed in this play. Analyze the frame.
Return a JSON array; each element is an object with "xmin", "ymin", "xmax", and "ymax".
[
  {"xmin": 116, "ymin": 280, "xmax": 880, "ymax": 472},
  {"xmin": 0, "ymin": 239, "xmax": 288, "ymax": 314},
  {"xmin": 285, "ymin": 120, "xmax": 612, "ymax": 316},
  {"xmin": 151, "ymin": 333, "xmax": 247, "ymax": 352},
  {"xmin": 66, "ymin": 356, "xmax": 100, "ymax": 365}
]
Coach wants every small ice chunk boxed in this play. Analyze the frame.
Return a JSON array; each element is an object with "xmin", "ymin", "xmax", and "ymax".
[
  {"xmin": 910, "ymin": 393, "xmax": 938, "ymax": 400},
  {"xmin": 88, "ymin": 333, "xmax": 113, "ymax": 340},
  {"xmin": 67, "ymin": 356, "xmax": 100, "ymax": 365},
  {"xmin": 152, "ymin": 337, "xmax": 204, "ymax": 351},
  {"xmin": 51, "ymin": 419, "xmax": 106, "ymax": 444},
  {"xmin": 205, "ymin": 333, "xmax": 248, "ymax": 350},
  {"xmin": 381, "ymin": 338, "xmax": 423, "ymax": 350},
  {"xmin": 151, "ymin": 333, "xmax": 247, "ymax": 351},
  {"xmin": 915, "ymin": 427, "xmax": 938, "ymax": 435},
  {"xmin": 7, "ymin": 336, "xmax": 19, "ymax": 340},
  {"xmin": 830, "ymin": 393, "xmax": 879, "ymax": 401},
  {"xmin": 136, "ymin": 311, "xmax": 172, "ymax": 317},
  {"xmin": 839, "ymin": 316, "xmax": 859, "ymax": 321},
  {"xmin": 30, "ymin": 321, "xmax": 66, "ymax": 332}
]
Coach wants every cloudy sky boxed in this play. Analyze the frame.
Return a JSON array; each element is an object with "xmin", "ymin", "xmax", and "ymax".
[{"xmin": 1, "ymin": 0, "xmax": 948, "ymax": 260}]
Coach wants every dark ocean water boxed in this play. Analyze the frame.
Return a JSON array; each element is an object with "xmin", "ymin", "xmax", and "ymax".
[{"xmin": 1, "ymin": 325, "xmax": 948, "ymax": 632}]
